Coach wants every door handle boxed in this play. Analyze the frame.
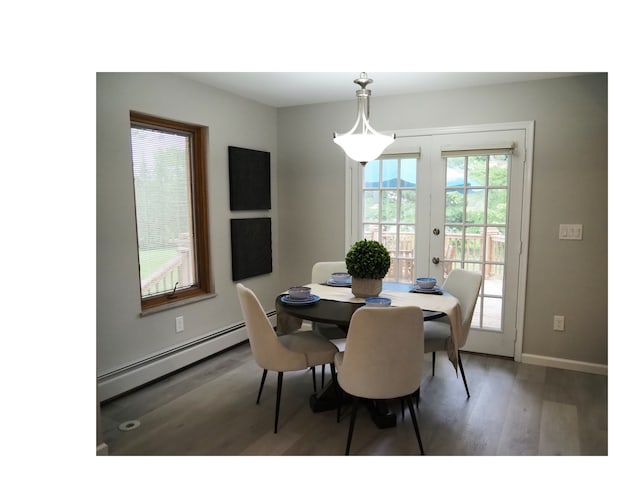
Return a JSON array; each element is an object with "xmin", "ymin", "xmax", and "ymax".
[
  {"xmin": 433, "ymin": 228, "xmax": 440, "ymax": 236},
  {"xmin": 432, "ymin": 257, "xmax": 440, "ymax": 265}
]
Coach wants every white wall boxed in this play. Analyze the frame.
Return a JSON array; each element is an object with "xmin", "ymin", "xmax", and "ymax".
[
  {"xmin": 96, "ymin": 73, "xmax": 280, "ymax": 400},
  {"xmin": 277, "ymin": 74, "xmax": 607, "ymax": 367}
]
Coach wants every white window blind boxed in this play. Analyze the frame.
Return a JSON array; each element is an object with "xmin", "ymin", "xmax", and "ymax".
[
  {"xmin": 441, "ymin": 142, "xmax": 514, "ymax": 157},
  {"xmin": 379, "ymin": 145, "xmax": 421, "ymax": 159}
]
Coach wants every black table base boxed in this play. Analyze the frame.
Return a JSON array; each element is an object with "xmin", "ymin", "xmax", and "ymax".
[
  {"xmin": 309, "ymin": 381, "xmax": 397, "ymax": 429},
  {"xmin": 309, "ymin": 382, "xmax": 341, "ymax": 413}
]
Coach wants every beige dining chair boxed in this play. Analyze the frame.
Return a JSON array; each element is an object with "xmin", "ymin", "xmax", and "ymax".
[
  {"xmin": 335, "ymin": 305, "xmax": 425, "ymax": 455},
  {"xmin": 236, "ymin": 283, "xmax": 339, "ymax": 433},
  {"xmin": 311, "ymin": 261, "xmax": 349, "ymax": 386},
  {"xmin": 311, "ymin": 260, "xmax": 349, "ymax": 339},
  {"xmin": 423, "ymin": 268, "xmax": 483, "ymax": 397}
]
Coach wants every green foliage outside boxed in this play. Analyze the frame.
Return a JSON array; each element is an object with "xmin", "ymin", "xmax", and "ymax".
[
  {"xmin": 446, "ymin": 155, "xmax": 508, "ymax": 225},
  {"xmin": 364, "ymin": 155, "xmax": 507, "ymax": 228},
  {"xmin": 132, "ymin": 130, "xmax": 191, "ymax": 250},
  {"xmin": 138, "ymin": 248, "xmax": 179, "ymax": 279}
]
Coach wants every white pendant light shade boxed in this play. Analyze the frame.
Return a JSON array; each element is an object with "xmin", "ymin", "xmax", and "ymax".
[
  {"xmin": 333, "ymin": 132, "xmax": 395, "ymax": 164},
  {"xmin": 333, "ymin": 72, "xmax": 395, "ymax": 164}
]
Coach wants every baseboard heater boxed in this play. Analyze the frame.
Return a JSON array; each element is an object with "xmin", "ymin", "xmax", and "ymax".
[{"xmin": 97, "ymin": 311, "xmax": 276, "ymax": 402}]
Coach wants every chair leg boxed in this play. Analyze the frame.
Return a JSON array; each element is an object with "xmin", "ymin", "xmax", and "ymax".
[
  {"xmin": 345, "ymin": 397, "xmax": 359, "ymax": 455},
  {"xmin": 330, "ymin": 363, "xmax": 341, "ymax": 423},
  {"xmin": 458, "ymin": 351, "xmax": 470, "ymax": 398},
  {"xmin": 321, "ymin": 364, "xmax": 326, "ymax": 389},
  {"xmin": 274, "ymin": 371, "xmax": 283, "ymax": 433},
  {"xmin": 406, "ymin": 394, "xmax": 425, "ymax": 455},
  {"xmin": 432, "ymin": 351, "xmax": 436, "ymax": 376},
  {"xmin": 311, "ymin": 366, "xmax": 317, "ymax": 393},
  {"xmin": 257, "ymin": 369, "xmax": 268, "ymax": 404},
  {"xmin": 330, "ymin": 362, "xmax": 337, "ymax": 384}
]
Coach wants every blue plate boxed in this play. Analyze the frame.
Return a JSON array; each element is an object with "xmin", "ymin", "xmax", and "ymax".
[
  {"xmin": 326, "ymin": 278, "xmax": 352, "ymax": 287},
  {"xmin": 410, "ymin": 285, "xmax": 443, "ymax": 295},
  {"xmin": 280, "ymin": 294, "xmax": 321, "ymax": 305}
]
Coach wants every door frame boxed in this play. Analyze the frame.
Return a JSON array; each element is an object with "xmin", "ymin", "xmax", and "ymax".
[{"xmin": 345, "ymin": 121, "xmax": 534, "ymax": 361}]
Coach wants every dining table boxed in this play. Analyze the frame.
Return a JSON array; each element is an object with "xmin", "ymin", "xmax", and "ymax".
[{"xmin": 275, "ymin": 281, "xmax": 463, "ymax": 428}]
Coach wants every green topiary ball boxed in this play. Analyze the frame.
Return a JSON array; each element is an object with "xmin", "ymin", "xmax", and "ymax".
[{"xmin": 345, "ymin": 239, "xmax": 391, "ymax": 279}]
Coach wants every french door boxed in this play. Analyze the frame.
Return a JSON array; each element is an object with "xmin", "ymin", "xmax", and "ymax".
[{"xmin": 348, "ymin": 123, "xmax": 533, "ymax": 358}]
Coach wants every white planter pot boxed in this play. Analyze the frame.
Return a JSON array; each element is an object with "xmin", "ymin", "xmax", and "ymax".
[{"xmin": 351, "ymin": 278, "xmax": 383, "ymax": 298}]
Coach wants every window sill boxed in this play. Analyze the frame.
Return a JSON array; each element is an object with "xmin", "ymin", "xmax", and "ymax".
[{"xmin": 140, "ymin": 292, "xmax": 217, "ymax": 317}]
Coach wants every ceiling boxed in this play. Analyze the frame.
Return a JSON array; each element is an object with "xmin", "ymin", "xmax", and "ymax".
[{"xmin": 176, "ymin": 72, "xmax": 582, "ymax": 108}]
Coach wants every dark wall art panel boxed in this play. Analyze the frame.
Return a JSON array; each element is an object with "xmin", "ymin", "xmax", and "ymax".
[
  {"xmin": 228, "ymin": 146, "xmax": 271, "ymax": 210},
  {"xmin": 230, "ymin": 217, "xmax": 272, "ymax": 281}
]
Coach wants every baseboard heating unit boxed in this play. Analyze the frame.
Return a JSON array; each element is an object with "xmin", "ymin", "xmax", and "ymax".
[{"xmin": 96, "ymin": 316, "xmax": 270, "ymax": 401}]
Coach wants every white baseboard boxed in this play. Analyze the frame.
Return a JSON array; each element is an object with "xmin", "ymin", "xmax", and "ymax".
[
  {"xmin": 521, "ymin": 353, "xmax": 607, "ymax": 375},
  {"xmin": 97, "ymin": 324, "xmax": 249, "ymax": 402}
]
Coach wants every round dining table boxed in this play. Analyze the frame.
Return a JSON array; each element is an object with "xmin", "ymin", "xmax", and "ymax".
[{"xmin": 275, "ymin": 282, "xmax": 451, "ymax": 428}]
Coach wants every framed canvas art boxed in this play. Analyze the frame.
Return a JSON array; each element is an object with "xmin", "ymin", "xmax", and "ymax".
[
  {"xmin": 230, "ymin": 217, "xmax": 272, "ymax": 280},
  {"xmin": 228, "ymin": 146, "xmax": 271, "ymax": 210}
]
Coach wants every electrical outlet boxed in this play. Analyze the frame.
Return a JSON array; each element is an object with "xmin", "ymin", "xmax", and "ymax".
[
  {"xmin": 176, "ymin": 315, "xmax": 184, "ymax": 333},
  {"xmin": 553, "ymin": 315, "xmax": 565, "ymax": 331}
]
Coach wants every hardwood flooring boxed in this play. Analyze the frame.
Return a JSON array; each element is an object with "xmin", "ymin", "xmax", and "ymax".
[{"xmin": 99, "ymin": 340, "xmax": 607, "ymax": 456}]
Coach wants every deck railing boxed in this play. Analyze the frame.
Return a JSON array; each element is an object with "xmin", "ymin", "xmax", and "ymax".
[
  {"xmin": 444, "ymin": 231, "xmax": 505, "ymax": 276},
  {"xmin": 140, "ymin": 234, "xmax": 193, "ymax": 297},
  {"xmin": 366, "ymin": 229, "xmax": 505, "ymax": 282}
]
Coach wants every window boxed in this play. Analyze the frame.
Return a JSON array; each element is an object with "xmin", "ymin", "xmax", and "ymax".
[
  {"xmin": 130, "ymin": 111, "xmax": 212, "ymax": 311},
  {"xmin": 361, "ymin": 155, "xmax": 417, "ymax": 283}
]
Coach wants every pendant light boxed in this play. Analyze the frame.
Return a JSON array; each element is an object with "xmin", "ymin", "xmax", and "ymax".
[{"xmin": 333, "ymin": 72, "xmax": 395, "ymax": 165}]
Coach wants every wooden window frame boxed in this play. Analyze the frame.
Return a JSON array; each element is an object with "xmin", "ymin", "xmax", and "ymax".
[{"xmin": 130, "ymin": 111, "xmax": 212, "ymax": 311}]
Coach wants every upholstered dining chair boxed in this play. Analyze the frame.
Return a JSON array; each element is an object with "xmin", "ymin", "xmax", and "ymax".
[
  {"xmin": 423, "ymin": 268, "xmax": 482, "ymax": 397},
  {"xmin": 335, "ymin": 305, "xmax": 425, "ymax": 455},
  {"xmin": 311, "ymin": 261, "xmax": 349, "ymax": 387},
  {"xmin": 236, "ymin": 283, "xmax": 339, "ymax": 433},
  {"xmin": 311, "ymin": 261, "xmax": 349, "ymax": 338}
]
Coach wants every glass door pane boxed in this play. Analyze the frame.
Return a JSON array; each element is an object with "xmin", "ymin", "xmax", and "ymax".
[
  {"xmin": 361, "ymin": 156, "xmax": 417, "ymax": 283},
  {"xmin": 443, "ymin": 153, "xmax": 508, "ymax": 331}
]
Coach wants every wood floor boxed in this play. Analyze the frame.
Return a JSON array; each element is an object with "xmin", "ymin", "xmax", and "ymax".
[{"xmin": 99, "ymin": 339, "xmax": 607, "ymax": 456}]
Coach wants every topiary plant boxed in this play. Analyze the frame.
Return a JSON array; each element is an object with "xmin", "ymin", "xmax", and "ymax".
[{"xmin": 345, "ymin": 239, "xmax": 391, "ymax": 279}]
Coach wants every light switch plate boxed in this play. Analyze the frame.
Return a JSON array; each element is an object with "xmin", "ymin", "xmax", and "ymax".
[{"xmin": 559, "ymin": 224, "xmax": 583, "ymax": 240}]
